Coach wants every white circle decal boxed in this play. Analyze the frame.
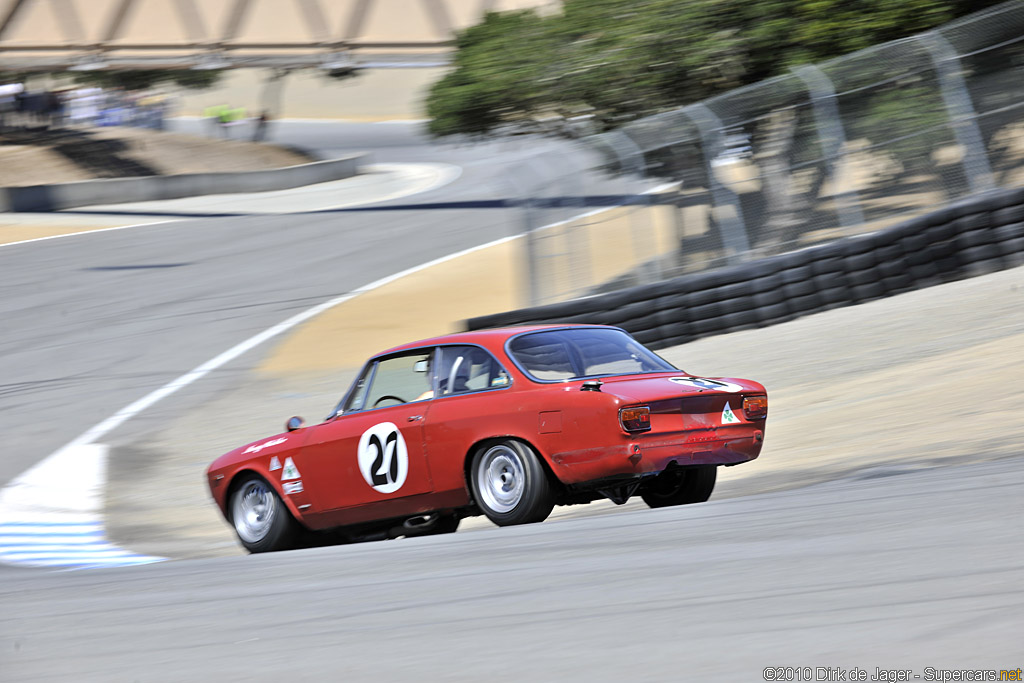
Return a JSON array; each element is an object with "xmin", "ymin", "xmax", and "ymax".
[
  {"xmin": 357, "ymin": 422, "xmax": 409, "ymax": 494},
  {"xmin": 668, "ymin": 377, "xmax": 743, "ymax": 393}
]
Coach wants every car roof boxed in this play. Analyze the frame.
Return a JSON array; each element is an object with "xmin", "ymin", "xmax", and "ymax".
[{"xmin": 374, "ymin": 323, "xmax": 617, "ymax": 357}]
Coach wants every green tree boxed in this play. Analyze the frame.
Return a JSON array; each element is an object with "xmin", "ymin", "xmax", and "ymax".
[
  {"xmin": 427, "ymin": 10, "xmax": 557, "ymax": 136},
  {"xmin": 425, "ymin": 0, "xmax": 1005, "ymax": 138}
]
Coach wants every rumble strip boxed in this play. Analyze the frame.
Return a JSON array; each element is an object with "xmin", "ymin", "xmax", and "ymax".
[{"xmin": 0, "ymin": 444, "xmax": 162, "ymax": 569}]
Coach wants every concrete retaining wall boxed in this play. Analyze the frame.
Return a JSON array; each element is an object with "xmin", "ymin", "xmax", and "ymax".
[
  {"xmin": 467, "ymin": 186, "xmax": 1024, "ymax": 349},
  {"xmin": 0, "ymin": 154, "xmax": 367, "ymax": 212}
]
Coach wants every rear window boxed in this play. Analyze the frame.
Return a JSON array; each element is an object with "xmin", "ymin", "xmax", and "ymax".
[{"xmin": 508, "ymin": 328, "xmax": 676, "ymax": 381}]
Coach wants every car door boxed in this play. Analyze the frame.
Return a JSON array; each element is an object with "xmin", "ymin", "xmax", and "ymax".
[
  {"xmin": 296, "ymin": 349, "xmax": 437, "ymax": 519},
  {"xmin": 422, "ymin": 345, "xmax": 516, "ymax": 494}
]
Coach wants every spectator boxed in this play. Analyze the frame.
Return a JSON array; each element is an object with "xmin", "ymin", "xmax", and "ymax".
[{"xmin": 252, "ymin": 110, "xmax": 270, "ymax": 142}]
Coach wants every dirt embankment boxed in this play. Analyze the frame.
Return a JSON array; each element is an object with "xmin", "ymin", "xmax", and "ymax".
[{"xmin": 0, "ymin": 126, "xmax": 313, "ymax": 187}]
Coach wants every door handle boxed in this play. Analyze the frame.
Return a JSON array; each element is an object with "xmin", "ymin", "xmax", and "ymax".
[{"xmin": 408, "ymin": 415, "xmax": 423, "ymax": 422}]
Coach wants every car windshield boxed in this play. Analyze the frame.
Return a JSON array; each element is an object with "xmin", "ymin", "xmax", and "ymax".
[{"xmin": 508, "ymin": 328, "xmax": 676, "ymax": 381}]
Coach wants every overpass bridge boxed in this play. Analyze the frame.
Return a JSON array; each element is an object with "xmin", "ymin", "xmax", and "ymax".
[{"xmin": 0, "ymin": 0, "xmax": 556, "ymax": 71}]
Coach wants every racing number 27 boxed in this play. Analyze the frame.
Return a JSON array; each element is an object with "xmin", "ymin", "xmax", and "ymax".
[{"xmin": 367, "ymin": 432, "xmax": 400, "ymax": 487}]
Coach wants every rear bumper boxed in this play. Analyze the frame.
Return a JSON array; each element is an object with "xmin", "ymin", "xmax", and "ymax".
[{"xmin": 547, "ymin": 426, "xmax": 764, "ymax": 486}]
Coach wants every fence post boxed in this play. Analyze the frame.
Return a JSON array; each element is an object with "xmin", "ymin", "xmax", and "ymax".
[
  {"xmin": 560, "ymin": 169, "xmax": 591, "ymax": 297},
  {"xmin": 601, "ymin": 129, "xmax": 646, "ymax": 177},
  {"xmin": 794, "ymin": 64, "xmax": 865, "ymax": 233},
  {"xmin": 680, "ymin": 104, "xmax": 751, "ymax": 262},
  {"xmin": 521, "ymin": 196, "xmax": 543, "ymax": 307},
  {"xmin": 603, "ymin": 131, "xmax": 661, "ymax": 284},
  {"xmin": 500, "ymin": 167, "xmax": 544, "ymax": 307},
  {"xmin": 918, "ymin": 30, "xmax": 995, "ymax": 194}
]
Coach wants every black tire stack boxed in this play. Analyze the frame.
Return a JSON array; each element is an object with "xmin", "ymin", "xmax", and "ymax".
[{"xmin": 467, "ymin": 186, "xmax": 1024, "ymax": 349}]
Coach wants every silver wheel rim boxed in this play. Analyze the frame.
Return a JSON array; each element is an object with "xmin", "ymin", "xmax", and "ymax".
[
  {"xmin": 232, "ymin": 480, "xmax": 276, "ymax": 543},
  {"xmin": 477, "ymin": 444, "xmax": 526, "ymax": 514}
]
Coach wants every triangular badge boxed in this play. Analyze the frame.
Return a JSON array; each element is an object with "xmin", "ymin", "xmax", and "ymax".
[
  {"xmin": 269, "ymin": 456, "xmax": 281, "ymax": 471},
  {"xmin": 281, "ymin": 457, "xmax": 301, "ymax": 480},
  {"xmin": 721, "ymin": 402, "xmax": 740, "ymax": 424}
]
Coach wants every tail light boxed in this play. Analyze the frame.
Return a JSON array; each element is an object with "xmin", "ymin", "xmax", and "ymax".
[
  {"xmin": 619, "ymin": 406, "xmax": 651, "ymax": 433},
  {"xmin": 743, "ymin": 395, "xmax": 768, "ymax": 419}
]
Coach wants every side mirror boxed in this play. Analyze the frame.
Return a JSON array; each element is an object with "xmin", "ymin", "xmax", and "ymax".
[
  {"xmin": 413, "ymin": 359, "xmax": 430, "ymax": 373},
  {"xmin": 285, "ymin": 416, "xmax": 305, "ymax": 432}
]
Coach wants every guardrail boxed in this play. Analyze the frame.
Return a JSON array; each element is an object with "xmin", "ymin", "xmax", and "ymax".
[
  {"xmin": 0, "ymin": 154, "xmax": 367, "ymax": 212},
  {"xmin": 466, "ymin": 186, "xmax": 1024, "ymax": 349}
]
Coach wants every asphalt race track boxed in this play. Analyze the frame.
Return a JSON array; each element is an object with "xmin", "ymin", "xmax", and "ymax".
[
  {"xmin": 0, "ymin": 122, "xmax": 1021, "ymax": 680},
  {"xmin": 0, "ymin": 122, "xmax": 575, "ymax": 487},
  {"xmin": 2, "ymin": 457, "xmax": 1020, "ymax": 681}
]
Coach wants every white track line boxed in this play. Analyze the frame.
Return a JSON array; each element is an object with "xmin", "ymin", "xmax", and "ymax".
[
  {"xmin": 1, "ymin": 220, "xmax": 176, "ymax": 250},
  {"xmin": 0, "ymin": 181, "xmax": 676, "ymax": 570}
]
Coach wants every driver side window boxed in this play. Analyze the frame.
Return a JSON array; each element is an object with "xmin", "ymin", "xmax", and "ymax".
[{"xmin": 346, "ymin": 350, "xmax": 435, "ymax": 412}]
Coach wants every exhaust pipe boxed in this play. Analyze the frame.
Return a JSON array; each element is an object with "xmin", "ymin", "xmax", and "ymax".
[{"xmin": 403, "ymin": 513, "xmax": 439, "ymax": 530}]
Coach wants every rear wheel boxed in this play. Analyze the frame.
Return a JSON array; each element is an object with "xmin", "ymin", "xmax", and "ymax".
[
  {"xmin": 640, "ymin": 465, "xmax": 717, "ymax": 508},
  {"xmin": 470, "ymin": 440, "xmax": 554, "ymax": 526},
  {"xmin": 229, "ymin": 474, "xmax": 298, "ymax": 553}
]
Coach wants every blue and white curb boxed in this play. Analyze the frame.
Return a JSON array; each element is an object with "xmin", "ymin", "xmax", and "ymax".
[{"xmin": 0, "ymin": 443, "xmax": 164, "ymax": 569}]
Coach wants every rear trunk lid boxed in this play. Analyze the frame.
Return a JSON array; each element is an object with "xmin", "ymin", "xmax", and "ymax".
[{"xmin": 596, "ymin": 373, "xmax": 766, "ymax": 430}]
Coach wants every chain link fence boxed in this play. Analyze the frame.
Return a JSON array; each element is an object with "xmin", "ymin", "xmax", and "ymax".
[
  {"xmin": 495, "ymin": 144, "xmax": 680, "ymax": 305},
  {"xmin": 512, "ymin": 0, "xmax": 1024, "ymax": 305}
]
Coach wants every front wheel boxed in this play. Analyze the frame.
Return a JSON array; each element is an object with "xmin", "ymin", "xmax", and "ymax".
[
  {"xmin": 229, "ymin": 474, "xmax": 299, "ymax": 553},
  {"xmin": 640, "ymin": 465, "xmax": 717, "ymax": 508},
  {"xmin": 470, "ymin": 440, "xmax": 555, "ymax": 526}
]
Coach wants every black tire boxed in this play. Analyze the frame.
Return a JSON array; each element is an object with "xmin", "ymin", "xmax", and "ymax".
[
  {"xmin": 882, "ymin": 273, "xmax": 914, "ymax": 295},
  {"xmin": 719, "ymin": 296, "xmax": 754, "ymax": 315},
  {"xmin": 640, "ymin": 466, "xmax": 718, "ymax": 508},
  {"xmin": 959, "ymin": 227, "xmax": 995, "ymax": 249},
  {"xmin": 753, "ymin": 288, "xmax": 785, "ymax": 307},
  {"xmin": 692, "ymin": 316, "xmax": 726, "ymax": 335},
  {"xmin": 811, "ymin": 256, "xmax": 845, "ymax": 276},
  {"xmin": 812, "ymin": 272, "xmax": 847, "ymax": 290},
  {"xmin": 966, "ymin": 258, "xmax": 1005, "ymax": 276},
  {"xmin": 846, "ymin": 268, "xmax": 879, "ymax": 286},
  {"xmin": 994, "ymin": 222, "xmax": 1024, "ymax": 242},
  {"xmin": 907, "ymin": 261, "xmax": 941, "ymax": 283},
  {"xmin": 470, "ymin": 440, "xmax": 555, "ymax": 526},
  {"xmin": 779, "ymin": 265, "xmax": 813, "ymax": 284},
  {"xmin": 961, "ymin": 244, "xmax": 1001, "ymax": 265},
  {"xmin": 755, "ymin": 302, "xmax": 793, "ymax": 324},
  {"xmin": 998, "ymin": 236, "xmax": 1024, "ymax": 262},
  {"xmin": 851, "ymin": 281, "xmax": 886, "ymax": 302},
  {"xmin": 993, "ymin": 202, "xmax": 1024, "ymax": 226},
  {"xmin": 954, "ymin": 212, "xmax": 989, "ymax": 233},
  {"xmin": 721, "ymin": 310, "xmax": 759, "ymax": 330},
  {"xmin": 786, "ymin": 292, "xmax": 823, "ymax": 315},
  {"xmin": 845, "ymin": 251, "xmax": 876, "ymax": 272},
  {"xmin": 632, "ymin": 328, "xmax": 661, "ymax": 346},
  {"xmin": 687, "ymin": 287, "xmax": 721, "ymax": 307},
  {"xmin": 229, "ymin": 474, "xmax": 299, "ymax": 553},
  {"xmin": 876, "ymin": 258, "xmax": 909, "ymax": 278},
  {"xmin": 781, "ymin": 279, "xmax": 816, "ymax": 298},
  {"xmin": 817, "ymin": 285, "xmax": 851, "ymax": 305}
]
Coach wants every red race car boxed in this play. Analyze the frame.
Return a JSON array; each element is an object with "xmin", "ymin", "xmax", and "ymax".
[{"xmin": 207, "ymin": 324, "xmax": 768, "ymax": 552}]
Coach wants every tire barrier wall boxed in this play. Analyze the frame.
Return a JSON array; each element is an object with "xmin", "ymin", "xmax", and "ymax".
[
  {"xmin": 466, "ymin": 186, "xmax": 1024, "ymax": 349},
  {"xmin": 0, "ymin": 154, "xmax": 367, "ymax": 212}
]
